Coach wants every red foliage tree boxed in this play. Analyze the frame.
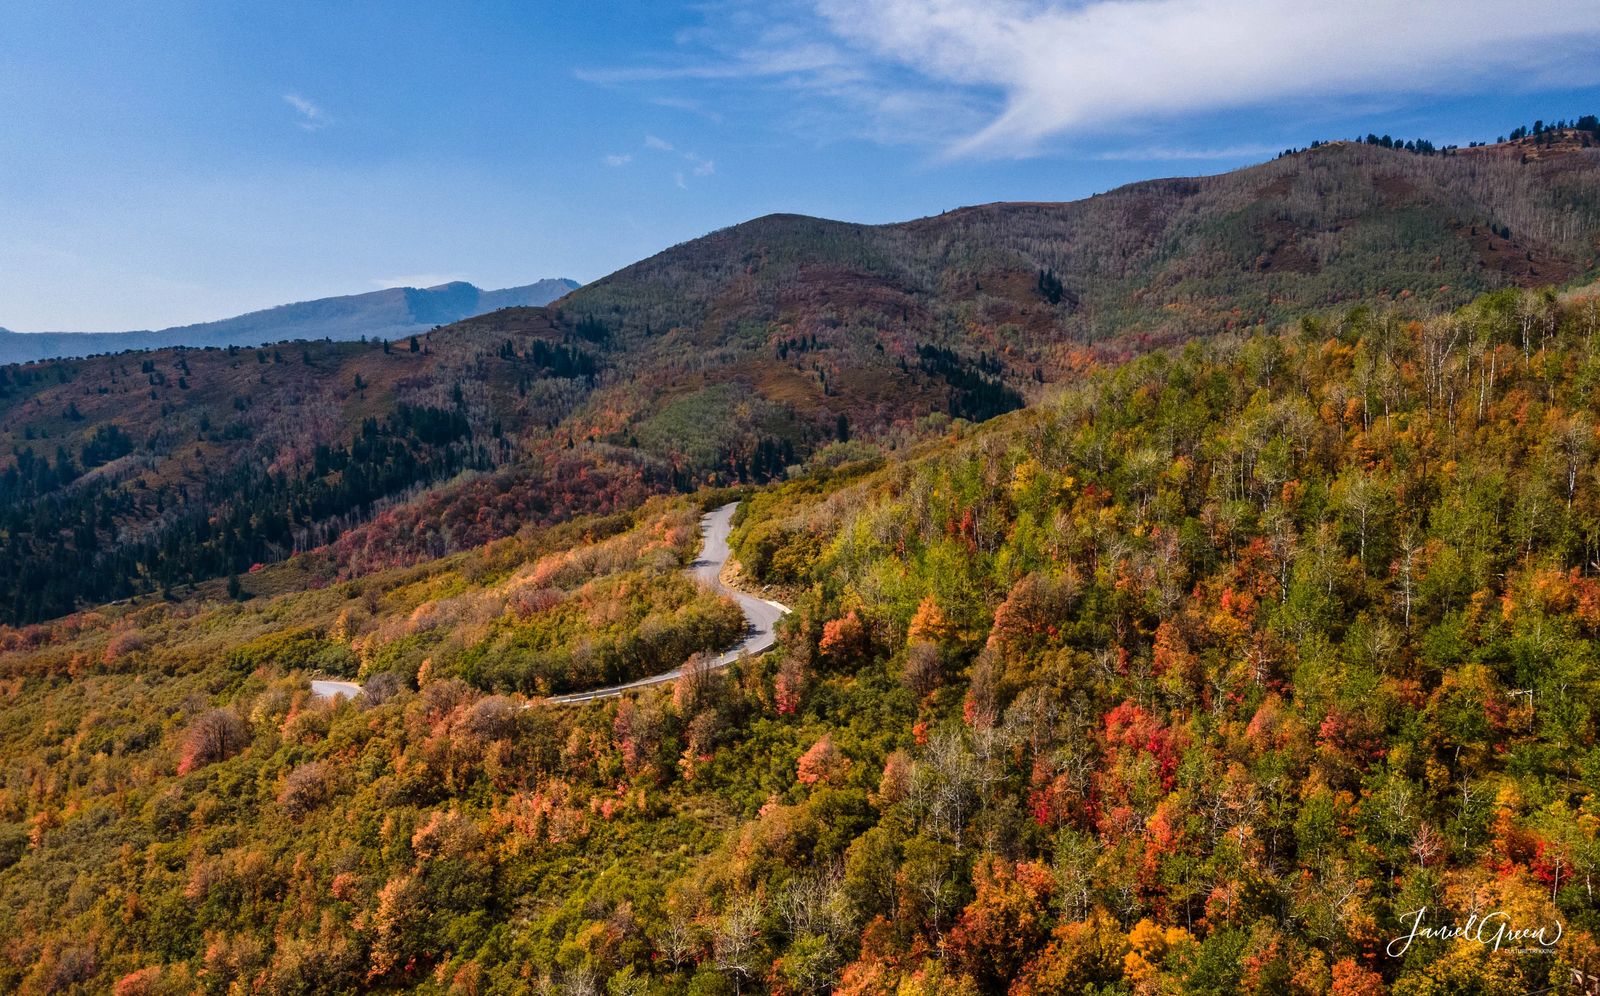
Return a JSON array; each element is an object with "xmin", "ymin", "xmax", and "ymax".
[
  {"xmin": 946, "ymin": 858, "xmax": 1056, "ymax": 988},
  {"xmin": 1102, "ymin": 700, "xmax": 1182, "ymax": 792},
  {"xmin": 796, "ymin": 734, "xmax": 849, "ymax": 786},
  {"xmin": 1330, "ymin": 957, "xmax": 1385, "ymax": 996},
  {"xmin": 177, "ymin": 709, "xmax": 251, "ymax": 775},
  {"xmin": 774, "ymin": 653, "xmax": 807, "ymax": 715},
  {"xmin": 819, "ymin": 610, "xmax": 867, "ymax": 664},
  {"xmin": 987, "ymin": 573, "xmax": 1074, "ymax": 654}
]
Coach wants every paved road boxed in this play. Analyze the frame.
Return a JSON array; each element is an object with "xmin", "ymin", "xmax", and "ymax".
[
  {"xmin": 310, "ymin": 679, "xmax": 363, "ymax": 701},
  {"xmin": 309, "ymin": 501, "xmax": 788, "ymax": 704},
  {"xmin": 548, "ymin": 501, "xmax": 788, "ymax": 703}
]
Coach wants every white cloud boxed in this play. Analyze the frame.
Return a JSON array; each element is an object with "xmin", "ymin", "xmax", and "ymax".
[
  {"xmin": 810, "ymin": 0, "xmax": 1600, "ymax": 157},
  {"xmin": 617, "ymin": 136, "xmax": 717, "ymax": 185},
  {"xmin": 576, "ymin": 5, "xmax": 988, "ymax": 151},
  {"xmin": 577, "ymin": 39, "xmax": 848, "ymax": 85},
  {"xmin": 684, "ymin": 151, "xmax": 716, "ymax": 176},
  {"xmin": 282, "ymin": 93, "xmax": 331, "ymax": 131},
  {"xmin": 650, "ymin": 95, "xmax": 725, "ymax": 122},
  {"xmin": 583, "ymin": 0, "xmax": 1600, "ymax": 159}
]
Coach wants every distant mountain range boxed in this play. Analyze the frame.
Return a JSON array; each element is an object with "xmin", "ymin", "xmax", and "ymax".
[{"xmin": 0, "ymin": 277, "xmax": 580, "ymax": 364}]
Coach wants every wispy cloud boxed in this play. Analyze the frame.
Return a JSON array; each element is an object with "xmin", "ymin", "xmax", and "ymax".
[
  {"xmin": 818, "ymin": 0, "xmax": 1600, "ymax": 158},
  {"xmin": 582, "ymin": 0, "xmax": 1600, "ymax": 159},
  {"xmin": 581, "ymin": 12, "xmax": 975, "ymax": 151},
  {"xmin": 635, "ymin": 135, "xmax": 717, "ymax": 186},
  {"xmin": 602, "ymin": 153, "xmax": 633, "ymax": 167},
  {"xmin": 684, "ymin": 151, "xmax": 715, "ymax": 176},
  {"xmin": 282, "ymin": 93, "xmax": 331, "ymax": 131},
  {"xmin": 576, "ymin": 39, "xmax": 847, "ymax": 85},
  {"xmin": 650, "ymin": 95, "xmax": 725, "ymax": 123}
]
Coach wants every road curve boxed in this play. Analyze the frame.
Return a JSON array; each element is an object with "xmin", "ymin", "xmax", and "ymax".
[
  {"xmin": 310, "ymin": 501, "xmax": 787, "ymax": 704},
  {"xmin": 310, "ymin": 679, "xmax": 363, "ymax": 701},
  {"xmin": 548, "ymin": 501, "xmax": 789, "ymax": 703}
]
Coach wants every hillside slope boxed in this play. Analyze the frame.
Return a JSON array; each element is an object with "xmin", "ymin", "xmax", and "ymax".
[
  {"xmin": 560, "ymin": 140, "xmax": 1600, "ymax": 357},
  {"xmin": 0, "ymin": 318, "xmax": 649, "ymax": 622},
  {"xmin": 528, "ymin": 139, "xmax": 1600, "ymax": 470}
]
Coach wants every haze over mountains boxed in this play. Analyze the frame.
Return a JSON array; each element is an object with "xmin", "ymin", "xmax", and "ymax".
[{"xmin": 0, "ymin": 277, "xmax": 580, "ymax": 365}]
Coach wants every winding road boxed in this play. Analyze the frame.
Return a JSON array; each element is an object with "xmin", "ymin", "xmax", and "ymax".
[
  {"xmin": 310, "ymin": 679, "xmax": 363, "ymax": 701},
  {"xmin": 310, "ymin": 501, "xmax": 788, "ymax": 703},
  {"xmin": 548, "ymin": 501, "xmax": 789, "ymax": 702}
]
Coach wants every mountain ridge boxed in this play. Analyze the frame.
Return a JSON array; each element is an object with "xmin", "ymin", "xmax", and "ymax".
[
  {"xmin": 0, "ymin": 277, "xmax": 580, "ymax": 364},
  {"xmin": 0, "ymin": 141, "xmax": 1598, "ymax": 622},
  {"xmin": 552, "ymin": 140, "xmax": 1600, "ymax": 355}
]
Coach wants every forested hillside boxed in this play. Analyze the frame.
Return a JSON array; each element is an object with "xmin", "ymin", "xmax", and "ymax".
[
  {"xmin": 1, "ymin": 283, "xmax": 1597, "ymax": 993},
  {"xmin": 0, "ymin": 322, "xmax": 646, "ymax": 623},
  {"xmin": 559, "ymin": 138, "xmax": 1600, "ymax": 365},
  {"xmin": 2, "ymin": 140, "xmax": 1597, "ymax": 625}
]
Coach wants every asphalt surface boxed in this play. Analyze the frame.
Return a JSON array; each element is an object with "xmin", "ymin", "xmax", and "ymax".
[
  {"xmin": 309, "ymin": 501, "xmax": 788, "ymax": 704},
  {"xmin": 548, "ymin": 501, "xmax": 788, "ymax": 703},
  {"xmin": 310, "ymin": 679, "xmax": 363, "ymax": 701}
]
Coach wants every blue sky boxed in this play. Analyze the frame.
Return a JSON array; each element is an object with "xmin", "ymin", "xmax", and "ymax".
[{"xmin": 4, "ymin": 0, "xmax": 1600, "ymax": 331}]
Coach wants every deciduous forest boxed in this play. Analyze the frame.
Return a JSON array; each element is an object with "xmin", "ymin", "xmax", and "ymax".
[{"xmin": 2, "ymin": 282, "xmax": 1599, "ymax": 994}]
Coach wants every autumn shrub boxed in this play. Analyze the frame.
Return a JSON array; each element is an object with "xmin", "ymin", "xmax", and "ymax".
[
  {"xmin": 818, "ymin": 610, "xmax": 867, "ymax": 665},
  {"xmin": 796, "ymin": 734, "xmax": 849, "ymax": 787},
  {"xmin": 101, "ymin": 629, "xmax": 146, "ymax": 666},
  {"xmin": 360, "ymin": 669, "xmax": 406, "ymax": 705},
  {"xmin": 460, "ymin": 695, "xmax": 520, "ymax": 741},
  {"xmin": 277, "ymin": 762, "xmax": 331, "ymax": 819},
  {"xmin": 176, "ymin": 709, "xmax": 250, "ymax": 774}
]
